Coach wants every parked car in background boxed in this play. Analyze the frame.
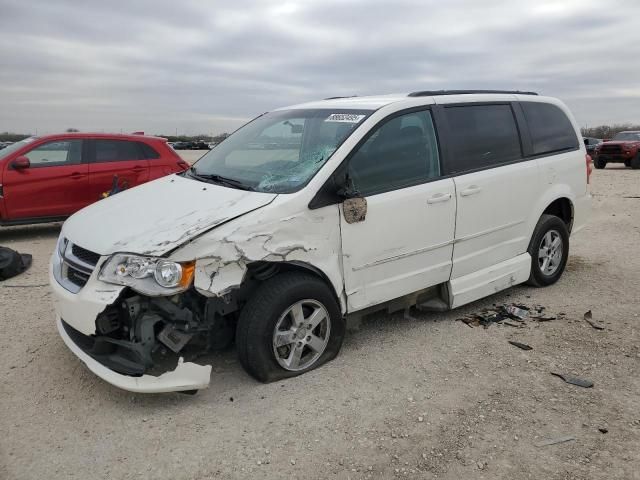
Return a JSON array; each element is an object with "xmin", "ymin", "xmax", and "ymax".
[
  {"xmin": 51, "ymin": 90, "xmax": 590, "ymax": 393},
  {"xmin": 171, "ymin": 141, "xmax": 193, "ymax": 150},
  {"xmin": 0, "ymin": 133, "xmax": 189, "ymax": 226},
  {"xmin": 583, "ymin": 137, "xmax": 602, "ymax": 155},
  {"xmin": 592, "ymin": 131, "xmax": 640, "ymax": 169}
]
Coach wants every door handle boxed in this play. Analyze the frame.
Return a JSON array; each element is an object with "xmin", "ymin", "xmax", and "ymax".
[
  {"xmin": 427, "ymin": 192, "xmax": 452, "ymax": 204},
  {"xmin": 132, "ymin": 165, "xmax": 146, "ymax": 172},
  {"xmin": 460, "ymin": 185, "xmax": 481, "ymax": 197},
  {"xmin": 69, "ymin": 172, "xmax": 85, "ymax": 179}
]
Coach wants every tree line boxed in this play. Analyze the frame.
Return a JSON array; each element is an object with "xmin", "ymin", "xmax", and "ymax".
[
  {"xmin": 0, "ymin": 131, "xmax": 230, "ymax": 143},
  {"xmin": 581, "ymin": 123, "xmax": 640, "ymax": 140}
]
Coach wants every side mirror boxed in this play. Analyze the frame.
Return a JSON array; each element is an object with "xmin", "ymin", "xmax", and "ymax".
[
  {"xmin": 11, "ymin": 156, "xmax": 30, "ymax": 170},
  {"xmin": 342, "ymin": 197, "xmax": 367, "ymax": 224}
]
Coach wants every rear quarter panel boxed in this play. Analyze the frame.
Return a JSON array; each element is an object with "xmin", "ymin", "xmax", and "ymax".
[{"xmin": 515, "ymin": 95, "xmax": 591, "ymax": 240}]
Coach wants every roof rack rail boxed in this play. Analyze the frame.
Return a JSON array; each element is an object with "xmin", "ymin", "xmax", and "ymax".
[
  {"xmin": 323, "ymin": 95, "xmax": 357, "ymax": 100},
  {"xmin": 408, "ymin": 89, "xmax": 538, "ymax": 97}
]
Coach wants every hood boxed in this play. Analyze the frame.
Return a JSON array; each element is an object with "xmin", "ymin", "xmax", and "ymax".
[
  {"xmin": 602, "ymin": 140, "xmax": 640, "ymax": 146},
  {"xmin": 62, "ymin": 174, "xmax": 277, "ymax": 256}
]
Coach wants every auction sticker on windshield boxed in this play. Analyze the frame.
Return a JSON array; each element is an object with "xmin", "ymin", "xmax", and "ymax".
[{"xmin": 325, "ymin": 113, "xmax": 366, "ymax": 123}]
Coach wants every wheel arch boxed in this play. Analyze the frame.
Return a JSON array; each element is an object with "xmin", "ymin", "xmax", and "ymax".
[
  {"xmin": 541, "ymin": 197, "xmax": 574, "ymax": 232},
  {"xmin": 244, "ymin": 260, "xmax": 346, "ymax": 314}
]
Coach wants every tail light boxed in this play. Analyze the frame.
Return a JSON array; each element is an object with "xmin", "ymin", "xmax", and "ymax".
[
  {"xmin": 586, "ymin": 154, "xmax": 593, "ymax": 184},
  {"xmin": 177, "ymin": 160, "xmax": 190, "ymax": 171}
]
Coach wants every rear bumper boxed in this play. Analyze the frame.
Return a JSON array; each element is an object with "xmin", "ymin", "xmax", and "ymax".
[
  {"xmin": 572, "ymin": 193, "xmax": 591, "ymax": 235},
  {"xmin": 57, "ymin": 317, "xmax": 211, "ymax": 393}
]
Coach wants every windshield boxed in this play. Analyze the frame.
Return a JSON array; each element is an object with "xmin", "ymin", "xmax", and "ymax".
[
  {"xmin": 613, "ymin": 132, "xmax": 640, "ymax": 141},
  {"xmin": 0, "ymin": 138, "xmax": 36, "ymax": 160},
  {"xmin": 190, "ymin": 109, "xmax": 372, "ymax": 193}
]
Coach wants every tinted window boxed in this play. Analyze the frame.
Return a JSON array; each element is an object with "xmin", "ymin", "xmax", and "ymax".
[
  {"xmin": 24, "ymin": 140, "xmax": 82, "ymax": 167},
  {"xmin": 138, "ymin": 142, "xmax": 160, "ymax": 159},
  {"xmin": 522, "ymin": 102, "xmax": 579, "ymax": 155},
  {"xmin": 94, "ymin": 140, "xmax": 143, "ymax": 162},
  {"xmin": 348, "ymin": 110, "xmax": 441, "ymax": 196},
  {"xmin": 445, "ymin": 104, "xmax": 522, "ymax": 173}
]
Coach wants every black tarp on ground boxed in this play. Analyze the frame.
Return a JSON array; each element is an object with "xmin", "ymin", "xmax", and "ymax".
[{"xmin": 0, "ymin": 247, "xmax": 32, "ymax": 281}]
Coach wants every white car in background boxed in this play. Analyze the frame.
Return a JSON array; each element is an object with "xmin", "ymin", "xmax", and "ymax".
[{"xmin": 51, "ymin": 90, "xmax": 591, "ymax": 393}]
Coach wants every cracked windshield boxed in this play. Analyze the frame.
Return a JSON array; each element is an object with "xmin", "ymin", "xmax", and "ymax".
[{"xmin": 190, "ymin": 109, "xmax": 372, "ymax": 193}]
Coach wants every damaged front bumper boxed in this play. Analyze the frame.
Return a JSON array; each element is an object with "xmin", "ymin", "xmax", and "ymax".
[
  {"xmin": 56, "ymin": 317, "xmax": 211, "ymax": 393},
  {"xmin": 50, "ymin": 254, "xmax": 213, "ymax": 393}
]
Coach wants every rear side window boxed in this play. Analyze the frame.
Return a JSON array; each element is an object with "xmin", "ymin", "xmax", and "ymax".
[
  {"xmin": 94, "ymin": 140, "xmax": 144, "ymax": 162},
  {"xmin": 522, "ymin": 102, "xmax": 579, "ymax": 155},
  {"xmin": 138, "ymin": 142, "xmax": 160, "ymax": 159},
  {"xmin": 444, "ymin": 104, "xmax": 522, "ymax": 173}
]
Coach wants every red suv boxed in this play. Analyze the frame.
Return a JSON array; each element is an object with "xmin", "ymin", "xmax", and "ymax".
[{"xmin": 0, "ymin": 133, "xmax": 189, "ymax": 226}]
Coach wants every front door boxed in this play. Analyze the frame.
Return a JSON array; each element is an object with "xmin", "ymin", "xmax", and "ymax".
[
  {"xmin": 2, "ymin": 139, "xmax": 88, "ymax": 220},
  {"xmin": 339, "ymin": 109, "xmax": 456, "ymax": 312}
]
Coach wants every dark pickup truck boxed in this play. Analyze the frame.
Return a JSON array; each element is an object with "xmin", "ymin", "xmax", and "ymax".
[{"xmin": 593, "ymin": 131, "xmax": 640, "ymax": 169}]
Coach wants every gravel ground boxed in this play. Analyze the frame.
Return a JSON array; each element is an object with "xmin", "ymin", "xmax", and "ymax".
[{"xmin": 1, "ymin": 164, "xmax": 639, "ymax": 480}]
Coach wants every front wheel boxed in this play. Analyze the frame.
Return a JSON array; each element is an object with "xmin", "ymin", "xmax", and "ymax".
[
  {"xmin": 631, "ymin": 154, "xmax": 640, "ymax": 170},
  {"xmin": 236, "ymin": 272, "xmax": 345, "ymax": 382},
  {"xmin": 593, "ymin": 157, "xmax": 607, "ymax": 169},
  {"xmin": 526, "ymin": 214, "xmax": 570, "ymax": 287}
]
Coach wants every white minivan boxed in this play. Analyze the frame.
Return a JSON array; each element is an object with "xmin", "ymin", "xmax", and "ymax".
[{"xmin": 51, "ymin": 90, "xmax": 591, "ymax": 393}]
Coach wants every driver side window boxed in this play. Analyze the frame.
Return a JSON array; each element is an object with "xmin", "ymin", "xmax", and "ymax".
[{"xmin": 347, "ymin": 110, "xmax": 440, "ymax": 196}]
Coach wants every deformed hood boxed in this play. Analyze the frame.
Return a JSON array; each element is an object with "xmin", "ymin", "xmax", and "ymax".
[{"xmin": 62, "ymin": 174, "xmax": 277, "ymax": 256}]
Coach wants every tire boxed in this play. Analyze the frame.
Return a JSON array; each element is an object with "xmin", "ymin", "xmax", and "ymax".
[
  {"xmin": 593, "ymin": 157, "xmax": 607, "ymax": 169},
  {"xmin": 631, "ymin": 154, "xmax": 640, "ymax": 170},
  {"xmin": 236, "ymin": 271, "xmax": 345, "ymax": 382},
  {"xmin": 624, "ymin": 159, "xmax": 631, "ymax": 168},
  {"xmin": 526, "ymin": 214, "xmax": 570, "ymax": 287}
]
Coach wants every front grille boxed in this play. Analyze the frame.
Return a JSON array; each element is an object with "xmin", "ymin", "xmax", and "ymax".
[
  {"xmin": 58, "ymin": 242, "xmax": 101, "ymax": 292},
  {"xmin": 67, "ymin": 267, "xmax": 91, "ymax": 288},
  {"xmin": 600, "ymin": 145, "xmax": 622, "ymax": 154},
  {"xmin": 71, "ymin": 244, "xmax": 100, "ymax": 266}
]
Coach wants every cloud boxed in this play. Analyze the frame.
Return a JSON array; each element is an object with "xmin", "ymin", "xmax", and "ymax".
[{"xmin": 0, "ymin": 0, "xmax": 638, "ymax": 134}]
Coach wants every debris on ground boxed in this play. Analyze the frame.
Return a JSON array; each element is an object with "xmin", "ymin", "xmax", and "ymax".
[
  {"xmin": 598, "ymin": 427, "xmax": 608, "ymax": 434},
  {"xmin": 0, "ymin": 247, "xmax": 33, "ymax": 281},
  {"xmin": 457, "ymin": 304, "xmax": 562, "ymax": 329},
  {"xmin": 508, "ymin": 341, "xmax": 533, "ymax": 351},
  {"xmin": 584, "ymin": 310, "xmax": 605, "ymax": 330},
  {"xmin": 506, "ymin": 305, "xmax": 529, "ymax": 319},
  {"xmin": 550, "ymin": 372, "xmax": 594, "ymax": 388},
  {"xmin": 535, "ymin": 435, "xmax": 576, "ymax": 447}
]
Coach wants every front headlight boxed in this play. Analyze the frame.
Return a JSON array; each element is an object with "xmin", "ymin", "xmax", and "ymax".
[{"xmin": 99, "ymin": 253, "xmax": 195, "ymax": 296}]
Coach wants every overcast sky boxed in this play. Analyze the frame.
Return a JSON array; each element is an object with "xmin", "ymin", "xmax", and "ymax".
[{"xmin": 1, "ymin": 0, "xmax": 639, "ymax": 135}]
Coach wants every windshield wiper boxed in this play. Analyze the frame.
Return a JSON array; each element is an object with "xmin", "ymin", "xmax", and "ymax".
[{"xmin": 188, "ymin": 168, "xmax": 255, "ymax": 191}]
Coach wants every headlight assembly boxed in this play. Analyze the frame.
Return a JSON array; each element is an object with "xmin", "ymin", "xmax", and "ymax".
[{"xmin": 99, "ymin": 253, "xmax": 195, "ymax": 296}]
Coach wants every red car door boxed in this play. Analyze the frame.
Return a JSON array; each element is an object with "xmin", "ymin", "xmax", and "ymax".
[
  {"xmin": 2, "ymin": 138, "xmax": 89, "ymax": 221},
  {"xmin": 87, "ymin": 139, "xmax": 150, "ymax": 200}
]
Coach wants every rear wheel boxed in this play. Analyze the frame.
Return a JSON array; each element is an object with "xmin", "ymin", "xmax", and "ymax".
[
  {"xmin": 526, "ymin": 214, "xmax": 569, "ymax": 287},
  {"xmin": 631, "ymin": 154, "xmax": 640, "ymax": 170},
  {"xmin": 593, "ymin": 157, "xmax": 607, "ymax": 169},
  {"xmin": 236, "ymin": 272, "xmax": 345, "ymax": 382}
]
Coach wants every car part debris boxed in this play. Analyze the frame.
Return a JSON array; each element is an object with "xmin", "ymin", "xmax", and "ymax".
[
  {"xmin": 458, "ymin": 303, "xmax": 559, "ymax": 329},
  {"xmin": 0, "ymin": 247, "xmax": 32, "ymax": 281},
  {"xmin": 506, "ymin": 305, "xmax": 529, "ymax": 319},
  {"xmin": 508, "ymin": 340, "xmax": 532, "ymax": 351},
  {"xmin": 598, "ymin": 427, "xmax": 608, "ymax": 434},
  {"xmin": 583, "ymin": 310, "xmax": 605, "ymax": 330},
  {"xmin": 535, "ymin": 435, "xmax": 576, "ymax": 447},
  {"xmin": 550, "ymin": 372, "xmax": 594, "ymax": 388}
]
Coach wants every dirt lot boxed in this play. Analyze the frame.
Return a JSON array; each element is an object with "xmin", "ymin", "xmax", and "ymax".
[{"xmin": 1, "ymin": 164, "xmax": 639, "ymax": 480}]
